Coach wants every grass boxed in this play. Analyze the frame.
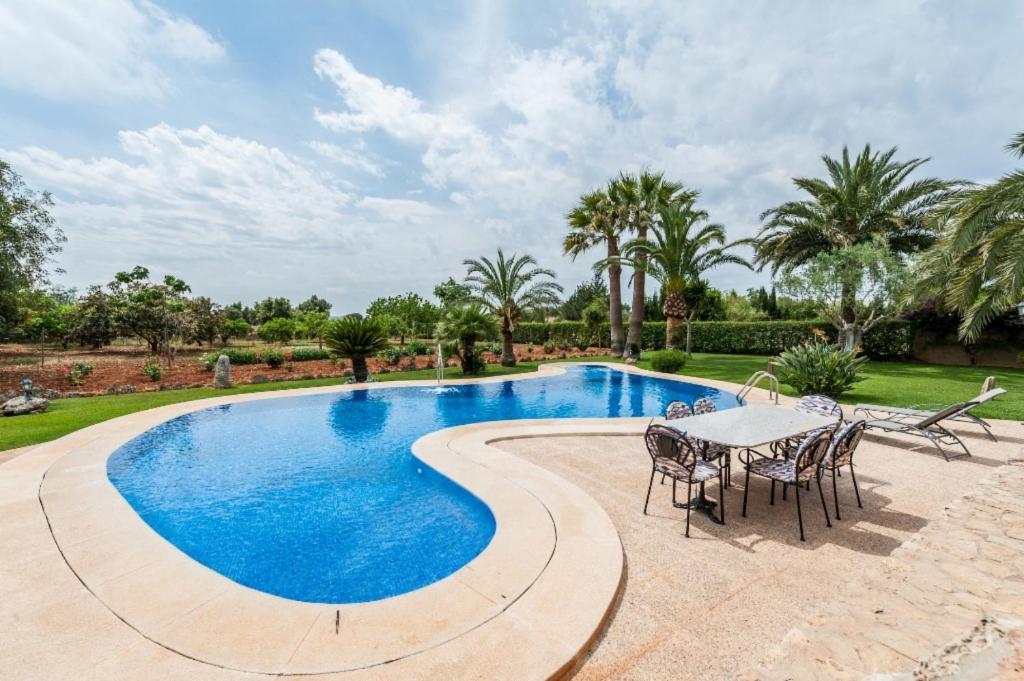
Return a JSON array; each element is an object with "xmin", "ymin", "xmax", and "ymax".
[
  {"xmin": 627, "ymin": 352, "xmax": 1024, "ymax": 421},
  {"xmin": 2, "ymin": 353, "xmax": 1021, "ymax": 451}
]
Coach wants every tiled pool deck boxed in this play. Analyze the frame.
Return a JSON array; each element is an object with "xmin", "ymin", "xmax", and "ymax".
[{"xmin": 1, "ymin": 363, "xmax": 1022, "ymax": 679}]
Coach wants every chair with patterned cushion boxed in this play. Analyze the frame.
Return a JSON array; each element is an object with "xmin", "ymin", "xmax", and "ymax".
[
  {"xmin": 771, "ymin": 394, "xmax": 844, "ymax": 460},
  {"xmin": 742, "ymin": 429, "xmax": 833, "ymax": 541},
  {"xmin": 821, "ymin": 419, "xmax": 867, "ymax": 520},
  {"xmin": 665, "ymin": 400, "xmax": 693, "ymax": 420},
  {"xmin": 690, "ymin": 397, "xmax": 732, "ymax": 487},
  {"xmin": 643, "ymin": 423, "xmax": 725, "ymax": 537}
]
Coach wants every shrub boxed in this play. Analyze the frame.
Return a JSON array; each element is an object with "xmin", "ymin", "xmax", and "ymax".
[
  {"xmin": 407, "ymin": 340, "xmax": 430, "ymax": 356},
  {"xmin": 324, "ymin": 316, "xmax": 391, "ymax": 383},
  {"xmin": 542, "ymin": 341, "xmax": 555, "ymax": 354},
  {"xmin": 288, "ymin": 347, "xmax": 331, "ymax": 361},
  {"xmin": 264, "ymin": 349, "xmax": 285, "ymax": 368},
  {"xmin": 378, "ymin": 346, "xmax": 405, "ymax": 365},
  {"xmin": 142, "ymin": 357, "xmax": 161, "ymax": 382},
  {"xmin": 75, "ymin": 361, "xmax": 94, "ymax": 376},
  {"xmin": 649, "ymin": 349, "xmax": 687, "ymax": 374},
  {"xmin": 774, "ymin": 341, "xmax": 868, "ymax": 399},
  {"xmin": 480, "ymin": 341, "xmax": 502, "ymax": 355}
]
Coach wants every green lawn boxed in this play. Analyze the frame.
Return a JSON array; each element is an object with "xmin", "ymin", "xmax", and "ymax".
[
  {"xmin": 631, "ymin": 352, "xmax": 1023, "ymax": 421},
  {"xmin": 2, "ymin": 354, "xmax": 1021, "ymax": 451}
]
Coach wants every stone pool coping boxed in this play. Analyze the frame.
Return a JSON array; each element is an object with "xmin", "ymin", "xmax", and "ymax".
[{"xmin": 21, "ymin": 362, "xmax": 750, "ymax": 678}]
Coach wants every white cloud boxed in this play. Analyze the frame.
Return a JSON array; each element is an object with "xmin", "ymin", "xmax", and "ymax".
[
  {"xmin": 0, "ymin": 0, "xmax": 225, "ymax": 100},
  {"xmin": 356, "ymin": 197, "xmax": 439, "ymax": 223},
  {"xmin": 307, "ymin": 141, "xmax": 384, "ymax": 177}
]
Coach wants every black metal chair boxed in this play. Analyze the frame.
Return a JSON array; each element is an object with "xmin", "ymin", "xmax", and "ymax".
[
  {"xmin": 742, "ymin": 429, "xmax": 833, "ymax": 542},
  {"xmin": 643, "ymin": 423, "xmax": 725, "ymax": 537},
  {"xmin": 691, "ymin": 397, "xmax": 732, "ymax": 487},
  {"xmin": 821, "ymin": 418, "xmax": 867, "ymax": 520}
]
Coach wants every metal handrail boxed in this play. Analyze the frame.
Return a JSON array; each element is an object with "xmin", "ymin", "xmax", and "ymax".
[{"xmin": 737, "ymin": 370, "xmax": 779, "ymax": 405}]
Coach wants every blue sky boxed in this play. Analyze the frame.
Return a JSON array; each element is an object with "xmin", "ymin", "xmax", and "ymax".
[{"xmin": 1, "ymin": 0, "xmax": 1022, "ymax": 314}]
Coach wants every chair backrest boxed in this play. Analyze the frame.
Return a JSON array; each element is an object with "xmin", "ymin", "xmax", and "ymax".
[
  {"xmin": 917, "ymin": 401, "xmax": 974, "ymax": 428},
  {"xmin": 795, "ymin": 394, "xmax": 843, "ymax": 419},
  {"xmin": 792, "ymin": 429, "xmax": 833, "ymax": 480},
  {"xmin": 975, "ymin": 387, "xmax": 1006, "ymax": 404},
  {"xmin": 644, "ymin": 423, "xmax": 698, "ymax": 470},
  {"xmin": 826, "ymin": 419, "xmax": 866, "ymax": 467},
  {"xmin": 665, "ymin": 401, "xmax": 693, "ymax": 420},
  {"xmin": 692, "ymin": 397, "xmax": 717, "ymax": 415}
]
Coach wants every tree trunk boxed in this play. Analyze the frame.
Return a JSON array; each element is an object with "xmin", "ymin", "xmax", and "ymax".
[
  {"xmin": 840, "ymin": 278, "xmax": 856, "ymax": 327},
  {"xmin": 625, "ymin": 226, "xmax": 647, "ymax": 357},
  {"xmin": 352, "ymin": 355, "xmax": 369, "ymax": 382},
  {"xmin": 665, "ymin": 315, "xmax": 685, "ymax": 349},
  {"xmin": 501, "ymin": 321, "xmax": 516, "ymax": 367},
  {"xmin": 838, "ymin": 324, "xmax": 863, "ymax": 352},
  {"xmin": 606, "ymin": 237, "xmax": 625, "ymax": 358},
  {"xmin": 461, "ymin": 338, "xmax": 478, "ymax": 375}
]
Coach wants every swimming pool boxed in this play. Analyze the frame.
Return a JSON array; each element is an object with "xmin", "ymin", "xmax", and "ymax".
[{"xmin": 108, "ymin": 365, "xmax": 737, "ymax": 604}]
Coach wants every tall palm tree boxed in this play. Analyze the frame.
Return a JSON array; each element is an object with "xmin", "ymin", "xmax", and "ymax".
[
  {"xmin": 756, "ymin": 145, "xmax": 959, "ymax": 346},
  {"xmin": 435, "ymin": 304, "xmax": 498, "ymax": 375},
  {"xmin": 908, "ymin": 131, "xmax": 1024, "ymax": 341},
  {"xmin": 564, "ymin": 189, "xmax": 625, "ymax": 357},
  {"xmin": 463, "ymin": 250, "xmax": 563, "ymax": 366},
  {"xmin": 622, "ymin": 201, "xmax": 752, "ymax": 348},
  {"xmin": 609, "ymin": 170, "xmax": 694, "ymax": 358}
]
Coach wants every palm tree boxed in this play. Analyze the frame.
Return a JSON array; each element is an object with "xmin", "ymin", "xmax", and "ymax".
[
  {"xmin": 435, "ymin": 305, "xmax": 498, "ymax": 375},
  {"xmin": 621, "ymin": 201, "xmax": 752, "ymax": 348},
  {"xmin": 609, "ymin": 170, "xmax": 694, "ymax": 358},
  {"xmin": 564, "ymin": 190, "xmax": 626, "ymax": 356},
  {"xmin": 756, "ymin": 145, "xmax": 959, "ymax": 348},
  {"xmin": 324, "ymin": 315, "xmax": 389, "ymax": 382},
  {"xmin": 908, "ymin": 131, "xmax": 1024, "ymax": 341},
  {"xmin": 463, "ymin": 250, "xmax": 563, "ymax": 367}
]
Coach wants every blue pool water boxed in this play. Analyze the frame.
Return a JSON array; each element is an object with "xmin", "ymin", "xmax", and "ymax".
[{"xmin": 108, "ymin": 365, "xmax": 737, "ymax": 604}]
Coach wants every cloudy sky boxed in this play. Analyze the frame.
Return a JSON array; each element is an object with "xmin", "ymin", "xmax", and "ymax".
[{"xmin": 1, "ymin": 1, "xmax": 1021, "ymax": 314}]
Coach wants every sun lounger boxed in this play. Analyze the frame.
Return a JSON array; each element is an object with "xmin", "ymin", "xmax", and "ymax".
[
  {"xmin": 854, "ymin": 388, "xmax": 1005, "ymax": 442},
  {"xmin": 855, "ymin": 399, "xmax": 1000, "ymax": 460}
]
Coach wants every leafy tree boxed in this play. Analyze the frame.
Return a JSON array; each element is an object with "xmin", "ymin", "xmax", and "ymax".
[
  {"xmin": 109, "ymin": 266, "xmax": 193, "ymax": 361},
  {"xmin": 366, "ymin": 292, "xmax": 438, "ymax": 344},
  {"xmin": 907, "ymin": 130, "xmax": 1024, "ymax": 340},
  {"xmin": 69, "ymin": 286, "xmax": 117, "ymax": 349},
  {"xmin": 258, "ymin": 317, "xmax": 296, "ymax": 344},
  {"xmin": 756, "ymin": 145, "xmax": 958, "ymax": 343},
  {"xmin": 435, "ymin": 305, "xmax": 498, "ymax": 375},
  {"xmin": 324, "ymin": 315, "xmax": 390, "ymax": 382},
  {"xmin": 433, "ymin": 277, "xmax": 472, "ymax": 308},
  {"xmin": 296, "ymin": 294, "xmax": 332, "ymax": 316},
  {"xmin": 219, "ymin": 318, "xmax": 251, "ymax": 345},
  {"xmin": 17, "ymin": 289, "xmax": 72, "ymax": 361},
  {"xmin": 0, "ymin": 160, "xmax": 65, "ymax": 335},
  {"xmin": 607, "ymin": 171, "xmax": 694, "ymax": 357},
  {"xmin": 618, "ymin": 200, "xmax": 751, "ymax": 349},
  {"xmin": 560, "ymin": 274, "xmax": 608, "ymax": 321},
  {"xmin": 564, "ymin": 190, "xmax": 626, "ymax": 356},
  {"xmin": 463, "ymin": 249, "xmax": 562, "ymax": 366},
  {"xmin": 253, "ymin": 297, "xmax": 292, "ymax": 324},
  {"xmin": 186, "ymin": 297, "xmax": 223, "ymax": 346},
  {"xmin": 224, "ymin": 301, "xmax": 255, "ymax": 325},
  {"xmin": 780, "ymin": 241, "xmax": 907, "ymax": 350},
  {"xmin": 581, "ymin": 300, "xmax": 608, "ymax": 347},
  {"xmin": 295, "ymin": 310, "xmax": 330, "ymax": 348}
]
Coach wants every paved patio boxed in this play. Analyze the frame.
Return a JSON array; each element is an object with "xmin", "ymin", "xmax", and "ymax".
[{"xmin": 497, "ymin": 415, "xmax": 1023, "ymax": 680}]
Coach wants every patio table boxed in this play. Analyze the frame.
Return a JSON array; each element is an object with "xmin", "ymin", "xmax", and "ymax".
[{"xmin": 656, "ymin": 405, "xmax": 839, "ymax": 523}]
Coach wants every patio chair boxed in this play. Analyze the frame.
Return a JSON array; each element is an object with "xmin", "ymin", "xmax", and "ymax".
[
  {"xmin": 643, "ymin": 423, "xmax": 725, "ymax": 537},
  {"xmin": 660, "ymin": 401, "xmax": 694, "ymax": 484},
  {"xmin": 742, "ymin": 429, "xmax": 833, "ymax": 542},
  {"xmin": 692, "ymin": 397, "xmax": 732, "ymax": 487},
  {"xmin": 770, "ymin": 394, "xmax": 844, "ymax": 460},
  {"xmin": 853, "ymin": 388, "xmax": 1005, "ymax": 443},
  {"xmin": 855, "ymin": 403, "xmax": 979, "ymax": 461},
  {"xmin": 820, "ymin": 419, "xmax": 867, "ymax": 520}
]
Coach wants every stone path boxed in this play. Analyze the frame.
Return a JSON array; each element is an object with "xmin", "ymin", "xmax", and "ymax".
[{"xmin": 745, "ymin": 459, "xmax": 1024, "ymax": 680}]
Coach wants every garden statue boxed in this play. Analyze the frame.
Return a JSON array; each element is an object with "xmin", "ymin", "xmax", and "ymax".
[
  {"xmin": 22, "ymin": 378, "xmax": 33, "ymax": 400},
  {"xmin": 3, "ymin": 378, "xmax": 50, "ymax": 417},
  {"xmin": 214, "ymin": 355, "xmax": 232, "ymax": 388}
]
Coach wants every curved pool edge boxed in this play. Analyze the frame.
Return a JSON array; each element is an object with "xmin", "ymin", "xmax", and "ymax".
[{"xmin": 29, "ymin": 363, "xmax": 747, "ymax": 678}]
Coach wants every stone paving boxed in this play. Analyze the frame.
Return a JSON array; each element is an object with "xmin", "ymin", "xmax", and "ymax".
[{"xmin": 744, "ymin": 458, "xmax": 1024, "ymax": 680}]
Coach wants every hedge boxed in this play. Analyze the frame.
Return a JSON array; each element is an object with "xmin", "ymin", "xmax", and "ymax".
[
  {"xmin": 512, "ymin": 320, "xmax": 913, "ymax": 359},
  {"xmin": 202, "ymin": 347, "xmax": 334, "ymax": 365}
]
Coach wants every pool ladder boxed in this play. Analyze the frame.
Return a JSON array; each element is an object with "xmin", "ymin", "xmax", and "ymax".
[{"xmin": 737, "ymin": 369, "xmax": 779, "ymax": 405}]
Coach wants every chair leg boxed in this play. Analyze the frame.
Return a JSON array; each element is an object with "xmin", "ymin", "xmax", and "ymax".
[
  {"xmin": 685, "ymin": 481, "xmax": 693, "ymax": 538},
  {"xmin": 643, "ymin": 468, "xmax": 656, "ymax": 515},
  {"xmin": 742, "ymin": 467, "xmax": 751, "ymax": 517},
  {"xmin": 849, "ymin": 463, "xmax": 863, "ymax": 508},
  {"xmin": 832, "ymin": 466, "xmax": 841, "ymax": 521},
  {"xmin": 672, "ymin": 478, "xmax": 677, "ymax": 505},
  {"xmin": 795, "ymin": 481, "xmax": 805, "ymax": 542},
  {"xmin": 815, "ymin": 474, "xmax": 832, "ymax": 528},
  {"xmin": 770, "ymin": 479, "xmax": 776, "ymax": 505},
  {"xmin": 660, "ymin": 472, "xmax": 666, "ymax": 485},
  {"xmin": 718, "ymin": 472, "xmax": 726, "ymax": 524}
]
